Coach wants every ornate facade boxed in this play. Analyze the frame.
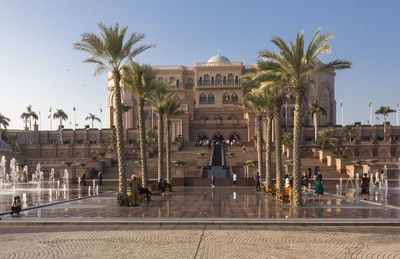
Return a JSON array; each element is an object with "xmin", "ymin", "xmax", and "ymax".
[{"xmin": 107, "ymin": 53, "xmax": 337, "ymax": 142}]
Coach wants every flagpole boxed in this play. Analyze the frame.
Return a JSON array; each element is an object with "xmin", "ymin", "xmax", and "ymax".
[
  {"xmin": 369, "ymin": 101, "xmax": 372, "ymax": 126},
  {"xmin": 396, "ymin": 102, "xmax": 399, "ymax": 126},
  {"xmin": 100, "ymin": 107, "xmax": 103, "ymax": 129},
  {"xmin": 39, "ymin": 111, "xmax": 41, "ymax": 131},
  {"xmin": 74, "ymin": 107, "xmax": 76, "ymax": 130},
  {"xmin": 341, "ymin": 102, "xmax": 344, "ymax": 126},
  {"xmin": 49, "ymin": 107, "xmax": 52, "ymax": 131}
]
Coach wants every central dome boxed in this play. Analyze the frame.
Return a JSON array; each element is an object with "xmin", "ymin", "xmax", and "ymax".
[{"xmin": 207, "ymin": 51, "xmax": 230, "ymax": 63}]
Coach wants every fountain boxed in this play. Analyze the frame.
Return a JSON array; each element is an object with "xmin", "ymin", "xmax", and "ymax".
[
  {"xmin": 63, "ymin": 169, "xmax": 69, "ymax": 189},
  {"xmin": 0, "ymin": 156, "xmax": 6, "ymax": 186},
  {"xmin": 339, "ymin": 177, "xmax": 343, "ymax": 194},
  {"xmin": 9, "ymin": 158, "xmax": 18, "ymax": 188},
  {"xmin": 23, "ymin": 165, "xmax": 28, "ymax": 183}
]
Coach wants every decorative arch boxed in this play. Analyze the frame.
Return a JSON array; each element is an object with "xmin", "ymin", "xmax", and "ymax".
[
  {"xmin": 197, "ymin": 132, "xmax": 209, "ymax": 140},
  {"xmin": 378, "ymin": 149, "xmax": 390, "ymax": 158},
  {"xmin": 319, "ymin": 82, "xmax": 332, "ymax": 125},
  {"xmin": 231, "ymin": 93, "xmax": 238, "ymax": 104},
  {"xmin": 359, "ymin": 149, "xmax": 373, "ymax": 158},
  {"xmin": 216, "ymin": 74, "xmax": 222, "ymax": 86},
  {"xmin": 204, "ymin": 74, "xmax": 210, "ymax": 86},
  {"xmin": 223, "ymin": 92, "xmax": 231, "ymax": 104},
  {"xmin": 207, "ymin": 93, "xmax": 215, "ymax": 104},
  {"xmin": 200, "ymin": 115, "xmax": 209, "ymax": 120},
  {"xmin": 186, "ymin": 78, "xmax": 194, "ymax": 89},
  {"xmin": 227, "ymin": 74, "xmax": 234, "ymax": 85},
  {"xmin": 212, "ymin": 132, "xmax": 225, "ymax": 141},
  {"xmin": 199, "ymin": 93, "xmax": 207, "ymax": 104},
  {"xmin": 344, "ymin": 149, "xmax": 355, "ymax": 159},
  {"xmin": 211, "ymin": 76, "xmax": 215, "ymax": 86},
  {"xmin": 198, "ymin": 77, "xmax": 202, "ymax": 86},
  {"xmin": 228, "ymin": 132, "xmax": 241, "ymax": 141},
  {"xmin": 169, "ymin": 77, "xmax": 176, "ymax": 88}
]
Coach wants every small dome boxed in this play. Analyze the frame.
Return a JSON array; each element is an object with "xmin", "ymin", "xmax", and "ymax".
[{"xmin": 207, "ymin": 51, "xmax": 230, "ymax": 63}]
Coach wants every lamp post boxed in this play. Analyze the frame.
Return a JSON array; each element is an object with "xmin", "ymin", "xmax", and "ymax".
[
  {"xmin": 340, "ymin": 102, "xmax": 344, "ymax": 126},
  {"xmin": 369, "ymin": 101, "xmax": 372, "ymax": 126}
]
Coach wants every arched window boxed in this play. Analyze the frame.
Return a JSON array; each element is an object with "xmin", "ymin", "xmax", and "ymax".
[
  {"xmin": 223, "ymin": 76, "xmax": 227, "ymax": 86},
  {"xmin": 204, "ymin": 74, "xmax": 210, "ymax": 86},
  {"xmin": 169, "ymin": 77, "xmax": 176, "ymax": 88},
  {"xmin": 231, "ymin": 93, "xmax": 238, "ymax": 104},
  {"xmin": 199, "ymin": 93, "xmax": 207, "ymax": 104},
  {"xmin": 176, "ymin": 79, "xmax": 180, "ymax": 88},
  {"xmin": 207, "ymin": 93, "xmax": 215, "ymax": 104},
  {"xmin": 211, "ymin": 76, "xmax": 215, "ymax": 86},
  {"xmin": 198, "ymin": 77, "xmax": 202, "ymax": 86},
  {"xmin": 223, "ymin": 92, "xmax": 231, "ymax": 104},
  {"xmin": 235, "ymin": 76, "xmax": 239, "ymax": 85},
  {"xmin": 227, "ymin": 74, "xmax": 234, "ymax": 85},
  {"xmin": 289, "ymin": 95, "xmax": 296, "ymax": 104},
  {"xmin": 216, "ymin": 74, "xmax": 222, "ymax": 86},
  {"xmin": 186, "ymin": 78, "xmax": 194, "ymax": 89},
  {"xmin": 158, "ymin": 77, "xmax": 164, "ymax": 81}
]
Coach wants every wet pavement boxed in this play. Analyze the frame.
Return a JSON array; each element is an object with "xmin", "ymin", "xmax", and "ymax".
[{"xmin": 1, "ymin": 185, "xmax": 399, "ymax": 220}]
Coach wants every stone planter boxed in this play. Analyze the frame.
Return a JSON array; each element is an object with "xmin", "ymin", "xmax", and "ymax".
[
  {"xmin": 335, "ymin": 158, "xmax": 350, "ymax": 174},
  {"xmin": 311, "ymin": 148, "xmax": 319, "ymax": 158},
  {"xmin": 326, "ymin": 155, "xmax": 337, "ymax": 167},
  {"xmin": 345, "ymin": 165, "xmax": 362, "ymax": 178},
  {"xmin": 319, "ymin": 150, "xmax": 332, "ymax": 162}
]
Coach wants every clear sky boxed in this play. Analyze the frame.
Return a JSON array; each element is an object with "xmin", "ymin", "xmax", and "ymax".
[{"xmin": 0, "ymin": 0, "xmax": 399, "ymax": 130}]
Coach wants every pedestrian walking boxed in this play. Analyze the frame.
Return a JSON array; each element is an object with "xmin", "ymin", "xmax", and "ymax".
[
  {"xmin": 211, "ymin": 172, "xmax": 216, "ymax": 188},
  {"xmin": 302, "ymin": 171, "xmax": 309, "ymax": 192},
  {"xmin": 232, "ymin": 172, "xmax": 237, "ymax": 186},
  {"xmin": 254, "ymin": 172, "xmax": 261, "ymax": 191},
  {"xmin": 314, "ymin": 172, "xmax": 324, "ymax": 202},
  {"xmin": 97, "ymin": 171, "xmax": 103, "ymax": 186},
  {"xmin": 361, "ymin": 173, "xmax": 370, "ymax": 200}
]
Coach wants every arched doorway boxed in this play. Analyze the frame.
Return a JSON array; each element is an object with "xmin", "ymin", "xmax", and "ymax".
[
  {"xmin": 229, "ymin": 132, "xmax": 241, "ymax": 142},
  {"xmin": 197, "ymin": 133, "xmax": 208, "ymax": 141},
  {"xmin": 212, "ymin": 132, "xmax": 224, "ymax": 143}
]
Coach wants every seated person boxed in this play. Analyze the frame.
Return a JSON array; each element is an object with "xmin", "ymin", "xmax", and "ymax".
[
  {"xmin": 139, "ymin": 186, "xmax": 152, "ymax": 201},
  {"xmin": 11, "ymin": 196, "xmax": 21, "ymax": 216},
  {"xmin": 158, "ymin": 178, "xmax": 165, "ymax": 193},
  {"xmin": 163, "ymin": 179, "xmax": 172, "ymax": 192},
  {"xmin": 81, "ymin": 173, "xmax": 87, "ymax": 186}
]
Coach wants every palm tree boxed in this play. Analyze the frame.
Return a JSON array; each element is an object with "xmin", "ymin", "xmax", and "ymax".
[
  {"xmin": 257, "ymin": 29, "xmax": 351, "ymax": 207},
  {"xmin": 74, "ymin": 23, "xmax": 153, "ymax": 205},
  {"xmin": 0, "ymin": 113, "xmax": 10, "ymax": 141},
  {"xmin": 317, "ymin": 129, "xmax": 338, "ymax": 150},
  {"xmin": 147, "ymin": 80, "xmax": 173, "ymax": 183},
  {"xmin": 122, "ymin": 63, "xmax": 157, "ymax": 188},
  {"xmin": 375, "ymin": 106, "xmax": 396, "ymax": 140},
  {"xmin": 341, "ymin": 125, "xmax": 354, "ymax": 142},
  {"xmin": 22, "ymin": 105, "xmax": 38, "ymax": 130},
  {"xmin": 264, "ymin": 83, "xmax": 288, "ymax": 196},
  {"xmin": 243, "ymin": 89, "xmax": 265, "ymax": 180},
  {"xmin": 20, "ymin": 112, "xmax": 30, "ymax": 130},
  {"xmin": 85, "ymin": 113, "xmax": 101, "ymax": 129},
  {"xmin": 53, "ymin": 109, "xmax": 68, "ymax": 143},
  {"xmin": 308, "ymin": 101, "xmax": 326, "ymax": 141},
  {"xmin": 164, "ymin": 98, "xmax": 182, "ymax": 183}
]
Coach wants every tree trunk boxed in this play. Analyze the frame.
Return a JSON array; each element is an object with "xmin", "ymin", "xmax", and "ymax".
[
  {"xmin": 265, "ymin": 114, "xmax": 273, "ymax": 192},
  {"xmin": 157, "ymin": 110, "xmax": 164, "ymax": 182},
  {"xmin": 274, "ymin": 110, "xmax": 283, "ymax": 196},
  {"xmin": 166, "ymin": 119, "xmax": 171, "ymax": 183},
  {"xmin": 113, "ymin": 71, "xmax": 129, "ymax": 206},
  {"xmin": 383, "ymin": 115, "xmax": 387, "ymax": 141},
  {"xmin": 138, "ymin": 98, "xmax": 148, "ymax": 188},
  {"xmin": 292, "ymin": 89, "xmax": 306, "ymax": 207},
  {"xmin": 313, "ymin": 112, "xmax": 317, "ymax": 141},
  {"xmin": 59, "ymin": 120, "xmax": 63, "ymax": 144},
  {"xmin": 256, "ymin": 114, "xmax": 263, "ymax": 179}
]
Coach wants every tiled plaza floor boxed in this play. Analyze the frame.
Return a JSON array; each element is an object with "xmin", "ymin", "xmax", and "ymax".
[
  {"xmin": 1, "ymin": 186, "xmax": 399, "ymax": 220},
  {"xmin": 0, "ymin": 225, "xmax": 400, "ymax": 258}
]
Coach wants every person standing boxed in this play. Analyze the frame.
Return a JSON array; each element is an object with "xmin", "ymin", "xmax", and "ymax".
[
  {"xmin": 211, "ymin": 172, "xmax": 216, "ymax": 188},
  {"xmin": 361, "ymin": 173, "xmax": 370, "ymax": 200},
  {"xmin": 302, "ymin": 171, "xmax": 309, "ymax": 191},
  {"xmin": 98, "ymin": 171, "xmax": 103, "ymax": 186},
  {"xmin": 232, "ymin": 172, "xmax": 237, "ymax": 186},
  {"xmin": 314, "ymin": 172, "xmax": 324, "ymax": 202},
  {"xmin": 254, "ymin": 172, "xmax": 261, "ymax": 191},
  {"xmin": 130, "ymin": 174, "xmax": 139, "ymax": 206}
]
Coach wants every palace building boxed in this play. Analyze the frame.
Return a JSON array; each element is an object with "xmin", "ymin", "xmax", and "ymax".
[{"xmin": 107, "ymin": 52, "xmax": 337, "ymax": 142}]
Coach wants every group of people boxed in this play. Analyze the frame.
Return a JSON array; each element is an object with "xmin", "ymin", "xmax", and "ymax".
[
  {"xmin": 129, "ymin": 175, "xmax": 173, "ymax": 206},
  {"xmin": 79, "ymin": 171, "xmax": 103, "ymax": 186},
  {"xmin": 195, "ymin": 138, "xmax": 238, "ymax": 148}
]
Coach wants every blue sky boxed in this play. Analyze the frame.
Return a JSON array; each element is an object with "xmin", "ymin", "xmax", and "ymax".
[{"xmin": 0, "ymin": 0, "xmax": 399, "ymax": 129}]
